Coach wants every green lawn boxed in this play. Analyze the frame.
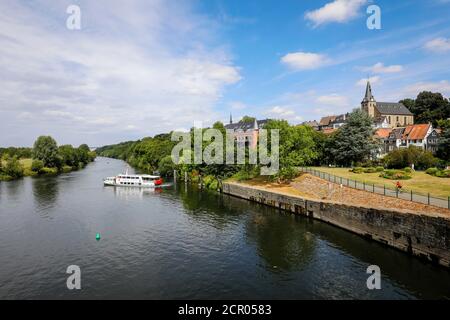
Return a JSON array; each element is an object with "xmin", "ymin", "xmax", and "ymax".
[
  {"xmin": 1, "ymin": 158, "xmax": 32, "ymax": 169},
  {"xmin": 309, "ymin": 167, "xmax": 450, "ymax": 198}
]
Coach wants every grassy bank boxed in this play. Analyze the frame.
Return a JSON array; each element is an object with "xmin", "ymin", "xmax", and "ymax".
[
  {"xmin": 310, "ymin": 167, "xmax": 450, "ymax": 198},
  {"xmin": 0, "ymin": 158, "xmax": 90, "ymax": 181}
]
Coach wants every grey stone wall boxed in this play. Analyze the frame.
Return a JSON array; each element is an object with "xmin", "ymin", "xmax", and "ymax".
[{"xmin": 222, "ymin": 182, "xmax": 450, "ymax": 268}]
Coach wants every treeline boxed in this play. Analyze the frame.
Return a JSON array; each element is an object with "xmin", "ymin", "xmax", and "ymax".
[
  {"xmin": 400, "ymin": 91, "xmax": 450, "ymax": 126},
  {"xmin": 98, "ymin": 108, "xmax": 450, "ymax": 190},
  {"xmin": 0, "ymin": 136, "xmax": 96, "ymax": 181},
  {"xmin": 0, "ymin": 147, "xmax": 32, "ymax": 159}
]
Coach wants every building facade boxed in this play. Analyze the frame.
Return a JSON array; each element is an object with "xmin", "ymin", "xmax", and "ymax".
[
  {"xmin": 224, "ymin": 116, "xmax": 269, "ymax": 149},
  {"xmin": 361, "ymin": 81, "xmax": 414, "ymax": 128}
]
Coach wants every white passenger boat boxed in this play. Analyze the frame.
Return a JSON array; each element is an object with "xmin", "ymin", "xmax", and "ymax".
[{"xmin": 104, "ymin": 172, "xmax": 163, "ymax": 188}]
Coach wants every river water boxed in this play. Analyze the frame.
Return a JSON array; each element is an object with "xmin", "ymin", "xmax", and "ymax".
[{"xmin": 0, "ymin": 157, "xmax": 449, "ymax": 299}]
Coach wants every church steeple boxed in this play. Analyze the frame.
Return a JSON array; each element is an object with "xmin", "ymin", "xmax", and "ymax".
[
  {"xmin": 229, "ymin": 113, "xmax": 233, "ymax": 124},
  {"xmin": 362, "ymin": 80, "xmax": 375, "ymax": 103},
  {"xmin": 361, "ymin": 80, "xmax": 377, "ymax": 117}
]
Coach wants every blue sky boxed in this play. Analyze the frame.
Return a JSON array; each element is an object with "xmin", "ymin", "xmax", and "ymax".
[{"xmin": 1, "ymin": 0, "xmax": 449, "ymax": 146}]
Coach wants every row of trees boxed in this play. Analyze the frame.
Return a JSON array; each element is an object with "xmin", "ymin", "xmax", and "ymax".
[
  {"xmin": 32, "ymin": 136, "xmax": 96, "ymax": 172},
  {"xmin": 97, "ymin": 103, "xmax": 450, "ymax": 187},
  {"xmin": 0, "ymin": 136, "xmax": 96, "ymax": 181}
]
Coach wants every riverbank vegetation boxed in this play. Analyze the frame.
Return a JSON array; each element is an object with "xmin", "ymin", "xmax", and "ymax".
[
  {"xmin": 0, "ymin": 136, "xmax": 95, "ymax": 181},
  {"xmin": 97, "ymin": 107, "xmax": 449, "ymax": 192}
]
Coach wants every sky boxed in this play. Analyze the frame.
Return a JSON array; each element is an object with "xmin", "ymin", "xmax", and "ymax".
[{"xmin": 1, "ymin": 0, "xmax": 450, "ymax": 147}]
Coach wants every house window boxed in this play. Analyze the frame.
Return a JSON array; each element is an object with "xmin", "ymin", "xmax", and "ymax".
[
  {"xmin": 404, "ymin": 117, "xmax": 407, "ymax": 125},
  {"xmin": 396, "ymin": 116, "xmax": 399, "ymax": 122}
]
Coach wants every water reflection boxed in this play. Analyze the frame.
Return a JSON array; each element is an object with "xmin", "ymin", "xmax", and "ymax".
[
  {"xmin": 32, "ymin": 177, "xmax": 59, "ymax": 218},
  {"xmin": 178, "ymin": 184, "xmax": 245, "ymax": 229},
  {"xmin": 111, "ymin": 186, "xmax": 163, "ymax": 200},
  {"xmin": 245, "ymin": 211, "xmax": 316, "ymax": 272}
]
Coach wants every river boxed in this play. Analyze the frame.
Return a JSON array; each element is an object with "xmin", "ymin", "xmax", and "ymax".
[{"xmin": 0, "ymin": 157, "xmax": 449, "ymax": 299}]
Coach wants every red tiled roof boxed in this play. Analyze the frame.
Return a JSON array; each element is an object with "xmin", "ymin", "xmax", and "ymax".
[
  {"xmin": 374, "ymin": 128, "xmax": 392, "ymax": 138},
  {"xmin": 402, "ymin": 124, "xmax": 430, "ymax": 140}
]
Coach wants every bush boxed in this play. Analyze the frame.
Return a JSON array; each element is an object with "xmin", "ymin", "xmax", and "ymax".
[
  {"xmin": 4, "ymin": 157, "xmax": 24, "ymax": 178},
  {"xmin": 384, "ymin": 146, "xmax": 438, "ymax": 170},
  {"xmin": 380, "ymin": 169, "xmax": 412, "ymax": 180},
  {"xmin": 40, "ymin": 167, "xmax": 58, "ymax": 175},
  {"xmin": 425, "ymin": 167, "xmax": 439, "ymax": 175},
  {"xmin": 350, "ymin": 167, "xmax": 364, "ymax": 174},
  {"xmin": 202, "ymin": 175, "xmax": 219, "ymax": 191},
  {"xmin": 375, "ymin": 166, "xmax": 384, "ymax": 172},
  {"xmin": 426, "ymin": 167, "xmax": 450, "ymax": 178},
  {"xmin": 403, "ymin": 167, "xmax": 412, "ymax": 173},
  {"xmin": 435, "ymin": 170, "xmax": 450, "ymax": 178},
  {"xmin": 363, "ymin": 167, "xmax": 377, "ymax": 173},
  {"xmin": 61, "ymin": 165, "xmax": 73, "ymax": 173},
  {"xmin": 31, "ymin": 159, "xmax": 44, "ymax": 172}
]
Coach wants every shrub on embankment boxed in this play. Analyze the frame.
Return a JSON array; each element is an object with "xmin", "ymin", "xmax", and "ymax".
[{"xmin": 426, "ymin": 167, "xmax": 450, "ymax": 178}]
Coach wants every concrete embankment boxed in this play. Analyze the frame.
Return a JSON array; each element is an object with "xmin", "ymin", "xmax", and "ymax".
[{"xmin": 222, "ymin": 181, "xmax": 450, "ymax": 268}]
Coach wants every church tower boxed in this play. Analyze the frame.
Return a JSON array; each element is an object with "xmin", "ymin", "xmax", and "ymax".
[{"xmin": 361, "ymin": 81, "xmax": 376, "ymax": 117}]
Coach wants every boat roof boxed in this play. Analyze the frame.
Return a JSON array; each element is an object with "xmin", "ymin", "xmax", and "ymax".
[{"xmin": 118, "ymin": 174, "xmax": 160, "ymax": 178}]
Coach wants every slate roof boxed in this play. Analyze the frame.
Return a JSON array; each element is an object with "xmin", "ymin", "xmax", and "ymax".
[
  {"xmin": 225, "ymin": 119, "xmax": 269, "ymax": 131},
  {"xmin": 375, "ymin": 102, "xmax": 413, "ymax": 115},
  {"xmin": 388, "ymin": 128, "xmax": 405, "ymax": 140}
]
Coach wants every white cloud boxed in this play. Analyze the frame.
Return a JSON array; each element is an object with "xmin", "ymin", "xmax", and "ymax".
[
  {"xmin": 316, "ymin": 94, "xmax": 350, "ymax": 107},
  {"xmin": 424, "ymin": 37, "xmax": 450, "ymax": 53},
  {"xmin": 265, "ymin": 106, "xmax": 295, "ymax": 118},
  {"xmin": 281, "ymin": 52, "xmax": 330, "ymax": 71},
  {"xmin": 356, "ymin": 76, "xmax": 380, "ymax": 86},
  {"xmin": 364, "ymin": 62, "xmax": 403, "ymax": 74},
  {"xmin": 402, "ymin": 80, "xmax": 450, "ymax": 97},
  {"xmin": 0, "ymin": 0, "xmax": 241, "ymax": 146},
  {"xmin": 305, "ymin": 0, "xmax": 367, "ymax": 27}
]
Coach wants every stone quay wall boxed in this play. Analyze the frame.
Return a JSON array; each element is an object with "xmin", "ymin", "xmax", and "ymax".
[{"xmin": 222, "ymin": 182, "xmax": 450, "ymax": 268}]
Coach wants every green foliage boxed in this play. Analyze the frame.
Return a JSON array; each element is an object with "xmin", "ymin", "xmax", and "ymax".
[
  {"xmin": 437, "ymin": 119, "xmax": 450, "ymax": 162},
  {"xmin": 400, "ymin": 91, "xmax": 450, "ymax": 126},
  {"xmin": 384, "ymin": 146, "xmax": 438, "ymax": 170},
  {"xmin": 202, "ymin": 175, "xmax": 219, "ymax": 191},
  {"xmin": 3, "ymin": 156, "xmax": 24, "ymax": 178},
  {"xmin": 40, "ymin": 167, "xmax": 58, "ymax": 175},
  {"xmin": 326, "ymin": 109, "xmax": 379, "ymax": 167},
  {"xmin": 263, "ymin": 121, "xmax": 318, "ymax": 180},
  {"xmin": 31, "ymin": 159, "xmax": 44, "ymax": 172},
  {"xmin": 33, "ymin": 136, "xmax": 60, "ymax": 168},
  {"xmin": 240, "ymin": 116, "xmax": 256, "ymax": 123},
  {"xmin": 425, "ymin": 167, "xmax": 439, "ymax": 175},
  {"xmin": 380, "ymin": 169, "xmax": 412, "ymax": 180},
  {"xmin": 350, "ymin": 167, "xmax": 364, "ymax": 174},
  {"xmin": 426, "ymin": 167, "xmax": 450, "ymax": 178},
  {"xmin": 403, "ymin": 167, "xmax": 412, "ymax": 173},
  {"xmin": 376, "ymin": 166, "xmax": 385, "ymax": 172},
  {"xmin": 158, "ymin": 155, "xmax": 175, "ymax": 177},
  {"xmin": 0, "ymin": 147, "xmax": 32, "ymax": 160}
]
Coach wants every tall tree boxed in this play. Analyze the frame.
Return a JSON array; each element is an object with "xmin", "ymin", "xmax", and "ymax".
[
  {"xmin": 437, "ymin": 119, "xmax": 450, "ymax": 162},
  {"xmin": 327, "ymin": 109, "xmax": 378, "ymax": 166},
  {"xmin": 402, "ymin": 91, "xmax": 450, "ymax": 126},
  {"xmin": 33, "ymin": 136, "xmax": 60, "ymax": 168}
]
